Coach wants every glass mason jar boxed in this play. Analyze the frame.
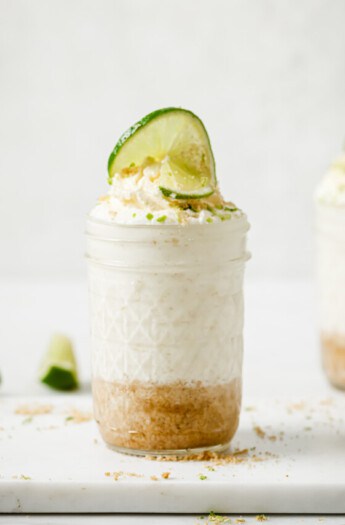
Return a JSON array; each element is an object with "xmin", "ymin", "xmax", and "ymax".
[
  {"xmin": 86, "ymin": 215, "xmax": 250, "ymax": 455},
  {"xmin": 316, "ymin": 203, "xmax": 345, "ymax": 389}
]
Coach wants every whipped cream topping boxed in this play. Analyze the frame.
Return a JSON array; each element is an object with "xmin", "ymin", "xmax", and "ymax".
[
  {"xmin": 315, "ymin": 153, "xmax": 345, "ymax": 206},
  {"xmin": 90, "ymin": 164, "xmax": 243, "ymax": 225}
]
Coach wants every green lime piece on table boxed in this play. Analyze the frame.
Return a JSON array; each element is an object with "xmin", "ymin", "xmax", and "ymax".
[
  {"xmin": 39, "ymin": 334, "xmax": 78, "ymax": 391},
  {"xmin": 108, "ymin": 107, "xmax": 216, "ymax": 199}
]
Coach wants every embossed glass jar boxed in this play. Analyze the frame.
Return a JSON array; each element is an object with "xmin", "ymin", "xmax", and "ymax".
[
  {"xmin": 316, "ymin": 203, "xmax": 345, "ymax": 389},
  {"xmin": 86, "ymin": 215, "xmax": 250, "ymax": 455}
]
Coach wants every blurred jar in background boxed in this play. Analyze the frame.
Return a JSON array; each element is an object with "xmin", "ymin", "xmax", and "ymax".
[{"xmin": 315, "ymin": 153, "xmax": 345, "ymax": 390}]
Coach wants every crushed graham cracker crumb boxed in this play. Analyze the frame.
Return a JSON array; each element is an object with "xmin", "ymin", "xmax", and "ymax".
[
  {"xmin": 145, "ymin": 449, "xmax": 248, "ymax": 464},
  {"xmin": 150, "ymin": 475, "xmax": 158, "ymax": 481},
  {"xmin": 65, "ymin": 409, "xmax": 93, "ymax": 423},
  {"xmin": 288, "ymin": 402, "xmax": 305, "ymax": 411},
  {"xmin": 94, "ymin": 378, "xmax": 241, "ymax": 451},
  {"xmin": 320, "ymin": 398, "xmax": 333, "ymax": 406},
  {"xmin": 15, "ymin": 404, "xmax": 53, "ymax": 416},
  {"xmin": 161, "ymin": 472, "xmax": 170, "ymax": 479},
  {"xmin": 205, "ymin": 512, "xmax": 231, "ymax": 524},
  {"xmin": 234, "ymin": 448, "xmax": 248, "ymax": 456},
  {"xmin": 256, "ymin": 515, "xmax": 268, "ymax": 522},
  {"xmin": 253, "ymin": 426, "xmax": 266, "ymax": 439},
  {"xmin": 105, "ymin": 471, "xmax": 143, "ymax": 480}
]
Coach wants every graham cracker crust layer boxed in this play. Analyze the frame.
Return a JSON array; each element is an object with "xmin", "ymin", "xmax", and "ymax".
[
  {"xmin": 92, "ymin": 378, "xmax": 241, "ymax": 451},
  {"xmin": 322, "ymin": 334, "xmax": 345, "ymax": 390}
]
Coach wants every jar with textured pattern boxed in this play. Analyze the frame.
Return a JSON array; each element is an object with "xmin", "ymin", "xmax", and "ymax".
[{"xmin": 86, "ymin": 215, "xmax": 250, "ymax": 455}]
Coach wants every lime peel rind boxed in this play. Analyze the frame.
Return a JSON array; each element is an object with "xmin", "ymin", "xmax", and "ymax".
[
  {"xmin": 159, "ymin": 186, "xmax": 215, "ymax": 200},
  {"xmin": 39, "ymin": 334, "xmax": 79, "ymax": 391},
  {"xmin": 107, "ymin": 107, "xmax": 216, "ymax": 200}
]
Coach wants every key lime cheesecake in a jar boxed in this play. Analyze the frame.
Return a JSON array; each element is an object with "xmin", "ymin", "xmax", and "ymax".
[
  {"xmin": 315, "ymin": 152, "xmax": 345, "ymax": 389},
  {"xmin": 86, "ymin": 108, "xmax": 250, "ymax": 455}
]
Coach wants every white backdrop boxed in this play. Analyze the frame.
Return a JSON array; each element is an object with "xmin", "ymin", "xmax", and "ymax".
[{"xmin": 1, "ymin": 0, "xmax": 345, "ymax": 281}]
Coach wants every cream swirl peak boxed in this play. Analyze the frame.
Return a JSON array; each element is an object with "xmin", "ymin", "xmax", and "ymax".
[{"xmin": 90, "ymin": 163, "xmax": 242, "ymax": 225}]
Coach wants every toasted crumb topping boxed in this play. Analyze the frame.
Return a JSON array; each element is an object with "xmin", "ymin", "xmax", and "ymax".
[
  {"xmin": 145, "ymin": 449, "xmax": 248, "ymax": 463},
  {"xmin": 104, "ymin": 471, "xmax": 144, "ymax": 480},
  {"xmin": 15, "ymin": 404, "xmax": 53, "ymax": 416},
  {"xmin": 253, "ymin": 426, "xmax": 266, "ymax": 439},
  {"xmin": 205, "ymin": 512, "xmax": 231, "ymax": 524},
  {"xmin": 65, "ymin": 409, "xmax": 93, "ymax": 423},
  {"xmin": 161, "ymin": 471, "xmax": 170, "ymax": 479}
]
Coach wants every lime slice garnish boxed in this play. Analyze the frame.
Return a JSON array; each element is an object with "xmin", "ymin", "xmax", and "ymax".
[
  {"xmin": 108, "ymin": 108, "xmax": 216, "ymax": 199},
  {"xmin": 39, "ymin": 334, "xmax": 78, "ymax": 391}
]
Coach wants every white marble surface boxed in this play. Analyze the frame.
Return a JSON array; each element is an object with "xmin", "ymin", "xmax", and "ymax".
[
  {"xmin": 0, "ymin": 281, "xmax": 345, "ymax": 523},
  {"xmin": 1, "ymin": 392, "xmax": 344, "ymax": 514},
  {"xmin": 0, "ymin": 517, "xmax": 345, "ymax": 525}
]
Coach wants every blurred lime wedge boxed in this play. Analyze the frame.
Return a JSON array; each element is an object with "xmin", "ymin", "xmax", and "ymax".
[
  {"xmin": 39, "ymin": 334, "xmax": 78, "ymax": 390},
  {"xmin": 108, "ymin": 108, "xmax": 216, "ymax": 199}
]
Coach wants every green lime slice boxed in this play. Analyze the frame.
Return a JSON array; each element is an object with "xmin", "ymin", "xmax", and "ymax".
[
  {"xmin": 108, "ymin": 108, "xmax": 216, "ymax": 199},
  {"xmin": 39, "ymin": 334, "xmax": 78, "ymax": 391}
]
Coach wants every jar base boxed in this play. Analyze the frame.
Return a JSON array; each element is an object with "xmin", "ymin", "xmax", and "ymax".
[{"xmin": 105, "ymin": 441, "xmax": 231, "ymax": 458}]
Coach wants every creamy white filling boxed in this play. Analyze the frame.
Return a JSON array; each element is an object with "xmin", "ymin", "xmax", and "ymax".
[
  {"xmin": 315, "ymin": 153, "xmax": 345, "ymax": 206},
  {"xmin": 89, "ymin": 265, "xmax": 244, "ymax": 385},
  {"xmin": 90, "ymin": 165, "xmax": 242, "ymax": 225},
  {"xmin": 86, "ymin": 216, "xmax": 249, "ymax": 385}
]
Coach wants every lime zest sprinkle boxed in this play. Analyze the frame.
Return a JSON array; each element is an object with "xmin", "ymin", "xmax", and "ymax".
[
  {"xmin": 224, "ymin": 206, "xmax": 238, "ymax": 212},
  {"xmin": 146, "ymin": 213, "xmax": 154, "ymax": 221},
  {"xmin": 199, "ymin": 474, "xmax": 207, "ymax": 480},
  {"xmin": 157, "ymin": 215, "xmax": 167, "ymax": 223},
  {"xmin": 132, "ymin": 213, "xmax": 137, "ymax": 218},
  {"xmin": 206, "ymin": 218, "xmax": 213, "ymax": 223}
]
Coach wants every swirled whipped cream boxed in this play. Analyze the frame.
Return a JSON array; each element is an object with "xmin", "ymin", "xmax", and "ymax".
[
  {"xmin": 90, "ymin": 163, "xmax": 243, "ymax": 225},
  {"xmin": 315, "ymin": 153, "xmax": 345, "ymax": 206}
]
